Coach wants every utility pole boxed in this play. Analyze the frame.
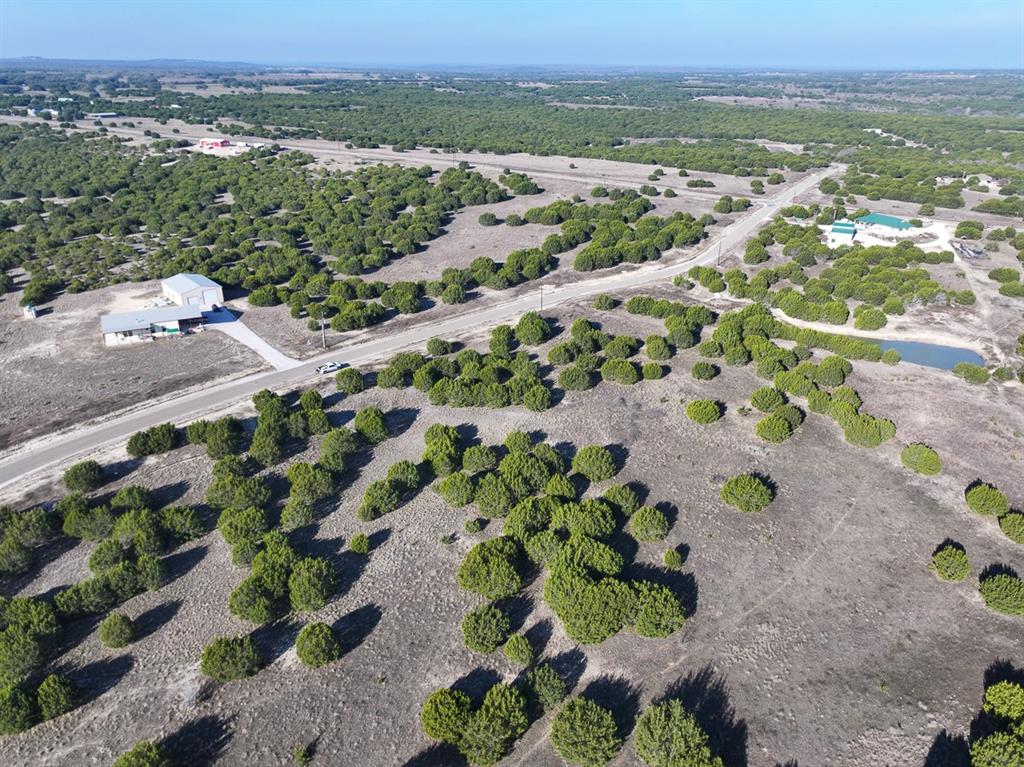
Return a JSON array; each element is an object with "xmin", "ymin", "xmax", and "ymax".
[{"xmin": 320, "ymin": 316, "xmax": 327, "ymax": 350}]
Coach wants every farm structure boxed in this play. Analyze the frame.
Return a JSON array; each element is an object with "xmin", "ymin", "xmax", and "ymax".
[
  {"xmin": 161, "ymin": 273, "xmax": 224, "ymax": 310},
  {"xmin": 99, "ymin": 306, "xmax": 205, "ymax": 346}
]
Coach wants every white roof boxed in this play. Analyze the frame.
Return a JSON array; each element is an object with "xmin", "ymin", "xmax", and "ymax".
[
  {"xmin": 100, "ymin": 306, "xmax": 203, "ymax": 334},
  {"xmin": 161, "ymin": 273, "xmax": 220, "ymax": 294}
]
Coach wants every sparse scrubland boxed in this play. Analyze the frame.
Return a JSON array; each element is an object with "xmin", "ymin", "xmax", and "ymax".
[{"xmin": 1, "ymin": 65, "xmax": 1023, "ymax": 767}]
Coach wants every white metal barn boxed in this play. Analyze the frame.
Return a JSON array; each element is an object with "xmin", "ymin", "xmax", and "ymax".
[{"xmin": 161, "ymin": 273, "xmax": 224, "ymax": 310}]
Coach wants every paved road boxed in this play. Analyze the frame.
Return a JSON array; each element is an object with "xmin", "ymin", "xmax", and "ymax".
[{"xmin": 0, "ymin": 166, "xmax": 833, "ymax": 490}]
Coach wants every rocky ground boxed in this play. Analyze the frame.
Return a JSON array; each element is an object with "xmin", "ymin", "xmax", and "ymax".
[{"xmin": 2, "ymin": 290, "xmax": 1022, "ymax": 767}]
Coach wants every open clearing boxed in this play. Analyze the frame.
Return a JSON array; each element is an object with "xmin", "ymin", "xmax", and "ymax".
[{"xmin": 0, "ymin": 282, "xmax": 269, "ymax": 451}]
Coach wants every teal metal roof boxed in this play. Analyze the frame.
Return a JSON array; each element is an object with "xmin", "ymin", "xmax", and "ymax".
[{"xmin": 855, "ymin": 212, "xmax": 912, "ymax": 230}]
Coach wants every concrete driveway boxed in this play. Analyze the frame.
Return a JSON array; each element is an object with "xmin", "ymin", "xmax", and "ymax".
[{"xmin": 203, "ymin": 308, "xmax": 300, "ymax": 371}]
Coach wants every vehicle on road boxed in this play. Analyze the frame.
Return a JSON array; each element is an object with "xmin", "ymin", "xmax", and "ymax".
[{"xmin": 315, "ymin": 361, "xmax": 344, "ymax": 374}]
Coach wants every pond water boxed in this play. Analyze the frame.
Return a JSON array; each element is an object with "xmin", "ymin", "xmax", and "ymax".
[{"xmin": 873, "ymin": 339, "xmax": 984, "ymax": 370}]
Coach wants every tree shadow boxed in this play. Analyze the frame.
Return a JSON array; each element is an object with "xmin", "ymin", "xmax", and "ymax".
[
  {"xmin": 627, "ymin": 562, "xmax": 698, "ymax": 618},
  {"xmin": 386, "ymin": 407, "xmax": 420, "ymax": 439},
  {"xmin": 150, "ymin": 480, "xmax": 190, "ymax": 507},
  {"xmin": 163, "ymin": 544, "xmax": 209, "ymax": 584},
  {"xmin": 933, "ymin": 538, "xmax": 966, "ymax": 557},
  {"xmin": 67, "ymin": 654, "xmax": 135, "ymax": 706},
  {"xmin": 979, "ymin": 563, "xmax": 1018, "ymax": 581},
  {"xmin": 104, "ymin": 457, "xmax": 143, "ymax": 483},
  {"xmin": 250, "ymin": 620, "xmax": 301, "ymax": 665},
  {"xmin": 333, "ymin": 603, "xmax": 382, "ymax": 654},
  {"xmin": 451, "ymin": 666, "xmax": 502, "ymax": 703},
  {"xmin": 134, "ymin": 600, "xmax": 182, "ymax": 640},
  {"xmin": 923, "ymin": 731, "xmax": 969, "ymax": 767},
  {"xmin": 548, "ymin": 648, "xmax": 587, "ymax": 695},
  {"xmin": 655, "ymin": 500, "xmax": 680, "ymax": 531},
  {"xmin": 523, "ymin": 619, "xmax": 553, "ymax": 659},
  {"xmin": 497, "ymin": 593, "xmax": 534, "ymax": 634},
  {"xmin": 403, "ymin": 743, "xmax": 466, "ymax": 767},
  {"xmin": 582, "ymin": 674, "xmax": 642, "ymax": 737},
  {"xmin": 454, "ymin": 422, "xmax": 480, "ymax": 446},
  {"xmin": 162, "ymin": 714, "xmax": 234, "ymax": 767},
  {"xmin": 605, "ymin": 443, "xmax": 630, "ymax": 472},
  {"xmin": 660, "ymin": 665, "xmax": 748, "ymax": 767}
]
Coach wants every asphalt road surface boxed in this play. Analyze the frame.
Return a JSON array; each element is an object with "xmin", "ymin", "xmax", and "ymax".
[{"xmin": 0, "ymin": 166, "xmax": 834, "ymax": 490}]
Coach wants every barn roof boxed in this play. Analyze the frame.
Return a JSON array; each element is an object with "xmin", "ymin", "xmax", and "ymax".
[
  {"xmin": 162, "ymin": 273, "xmax": 220, "ymax": 294},
  {"xmin": 100, "ymin": 306, "xmax": 204, "ymax": 334}
]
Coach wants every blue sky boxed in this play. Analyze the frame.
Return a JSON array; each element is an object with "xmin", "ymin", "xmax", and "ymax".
[{"xmin": 1, "ymin": 0, "xmax": 1022, "ymax": 70}]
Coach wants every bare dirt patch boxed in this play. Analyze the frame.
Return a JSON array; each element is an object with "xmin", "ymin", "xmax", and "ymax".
[{"xmin": 0, "ymin": 283, "xmax": 269, "ymax": 449}]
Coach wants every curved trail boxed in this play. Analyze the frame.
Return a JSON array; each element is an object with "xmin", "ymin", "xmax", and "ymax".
[{"xmin": 0, "ymin": 167, "xmax": 833, "ymax": 490}]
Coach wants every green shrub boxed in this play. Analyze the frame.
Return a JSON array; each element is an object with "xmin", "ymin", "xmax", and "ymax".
[
  {"xmin": 901, "ymin": 443, "xmax": 941, "ymax": 475},
  {"xmin": 572, "ymin": 445, "xmax": 618, "ymax": 482},
  {"xmin": 756, "ymin": 414, "xmax": 792, "ymax": 443},
  {"xmin": 720, "ymin": 475, "xmax": 774, "ymax": 513},
  {"xmin": 685, "ymin": 399, "xmax": 722, "ymax": 424},
  {"xmin": 524, "ymin": 663, "xmax": 567, "ymax": 712},
  {"xmin": 458, "ymin": 683, "xmax": 529, "ymax": 765},
  {"xmin": 664, "ymin": 549, "xmax": 684, "ymax": 569},
  {"xmin": 642, "ymin": 362, "xmax": 664, "ymax": 380},
  {"xmin": 969, "ymin": 732, "xmax": 1024, "ymax": 767},
  {"xmin": 436, "ymin": 472, "xmax": 475, "ymax": 507},
  {"xmin": 421, "ymin": 687, "xmax": 472, "ymax": 743},
  {"xmin": 930, "ymin": 544, "xmax": 970, "ymax": 582},
  {"xmin": 295, "ymin": 622, "xmax": 341, "ymax": 668},
  {"xmin": 63, "ymin": 460, "xmax": 106, "ymax": 493},
  {"xmin": 853, "ymin": 307, "xmax": 887, "ymax": 331},
  {"xmin": 979, "ymin": 573, "xmax": 1024, "ymax": 616},
  {"xmin": 953, "ymin": 362, "xmax": 990, "ymax": 385},
  {"xmin": 357, "ymin": 479, "xmax": 400, "ymax": 521},
  {"xmin": 550, "ymin": 697, "xmax": 623, "ymax": 767},
  {"xmin": 593, "ymin": 294, "xmax": 615, "ymax": 310},
  {"xmin": 289, "ymin": 557, "xmax": 335, "ymax": 612},
  {"xmin": 36, "ymin": 673, "xmax": 76, "ymax": 721},
  {"xmin": 335, "ymin": 368, "xmax": 365, "ymax": 395},
  {"xmin": 634, "ymin": 582, "xmax": 686, "ymax": 638},
  {"xmin": 353, "ymin": 406, "xmax": 389, "ymax": 443},
  {"xmin": 461, "ymin": 603, "xmax": 511, "ymax": 653},
  {"xmin": 881, "ymin": 349, "xmax": 901, "ymax": 365},
  {"xmin": 691, "ymin": 362, "xmax": 719, "ymax": 380},
  {"xmin": 600, "ymin": 358, "xmax": 639, "ymax": 385},
  {"xmin": 750, "ymin": 386, "xmax": 785, "ymax": 413},
  {"xmin": 634, "ymin": 699, "xmax": 723, "ymax": 767},
  {"xmin": 457, "ymin": 537, "xmax": 523, "ymax": 599},
  {"xmin": 111, "ymin": 740, "xmax": 173, "ymax": 767},
  {"xmin": 559, "ymin": 366, "xmax": 593, "ymax": 391},
  {"xmin": 982, "ymin": 680, "xmax": 1024, "ymax": 722},
  {"xmin": 630, "ymin": 506, "xmax": 670, "ymax": 542},
  {"xmin": 503, "ymin": 633, "xmax": 533, "ymax": 666},
  {"xmin": 349, "ymin": 533, "xmax": 371, "ymax": 554},
  {"xmin": 98, "ymin": 613, "xmax": 134, "ymax": 648},
  {"xmin": 602, "ymin": 484, "xmax": 641, "ymax": 516},
  {"xmin": 0, "ymin": 683, "xmax": 34, "ymax": 734},
  {"xmin": 999, "ymin": 512, "xmax": 1024, "ymax": 545},
  {"xmin": 200, "ymin": 635, "xmax": 262, "ymax": 682},
  {"xmin": 966, "ymin": 483, "xmax": 1010, "ymax": 517}
]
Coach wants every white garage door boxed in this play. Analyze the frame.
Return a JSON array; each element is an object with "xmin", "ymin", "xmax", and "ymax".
[
  {"xmin": 202, "ymin": 289, "xmax": 219, "ymax": 305},
  {"xmin": 187, "ymin": 295, "xmax": 200, "ymax": 306}
]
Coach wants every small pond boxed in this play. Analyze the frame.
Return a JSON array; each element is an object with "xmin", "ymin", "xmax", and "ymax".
[{"xmin": 873, "ymin": 339, "xmax": 984, "ymax": 370}]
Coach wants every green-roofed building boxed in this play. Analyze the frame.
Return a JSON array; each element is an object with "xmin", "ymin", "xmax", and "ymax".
[{"xmin": 855, "ymin": 212, "xmax": 912, "ymax": 230}]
